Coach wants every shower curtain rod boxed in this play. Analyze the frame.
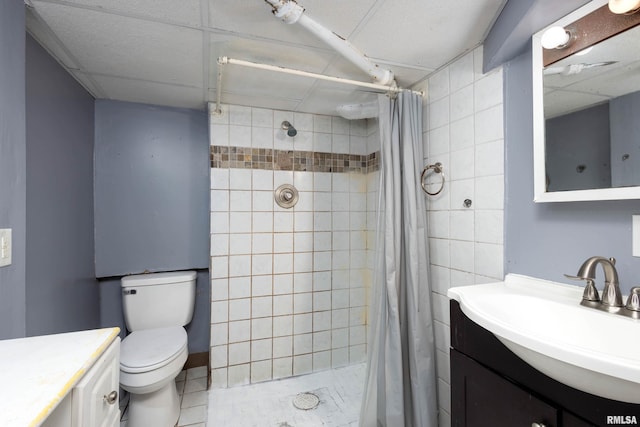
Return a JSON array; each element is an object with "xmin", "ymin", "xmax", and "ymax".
[{"xmin": 213, "ymin": 56, "xmax": 424, "ymax": 115}]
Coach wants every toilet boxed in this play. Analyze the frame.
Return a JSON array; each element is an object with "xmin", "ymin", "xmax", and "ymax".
[{"xmin": 119, "ymin": 270, "xmax": 197, "ymax": 427}]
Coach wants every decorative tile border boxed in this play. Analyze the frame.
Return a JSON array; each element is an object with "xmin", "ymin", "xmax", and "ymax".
[{"xmin": 210, "ymin": 145, "xmax": 379, "ymax": 173}]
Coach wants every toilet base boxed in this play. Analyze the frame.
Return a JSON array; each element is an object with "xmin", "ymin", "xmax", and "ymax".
[{"xmin": 127, "ymin": 380, "xmax": 180, "ymax": 427}]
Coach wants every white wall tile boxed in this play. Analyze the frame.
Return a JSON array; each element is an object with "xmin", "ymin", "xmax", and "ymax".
[
  {"xmin": 475, "ymin": 140, "xmax": 504, "ymax": 177},
  {"xmin": 273, "ymin": 336, "xmax": 293, "ymax": 359},
  {"xmin": 475, "ymin": 175, "xmax": 504, "ymax": 210},
  {"xmin": 211, "ymin": 301, "xmax": 228, "ymax": 324},
  {"xmin": 273, "ymin": 315, "xmax": 293, "ymax": 338},
  {"xmin": 273, "ymin": 274, "xmax": 293, "ymax": 295},
  {"xmin": 211, "ymin": 345, "xmax": 227, "ymax": 368},
  {"xmin": 474, "ymin": 70, "xmax": 503, "ymax": 112},
  {"xmin": 229, "ymin": 255, "xmax": 251, "ymax": 277},
  {"xmin": 252, "ymin": 317, "xmax": 273, "ymax": 340},
  {"xmin": 252, "ymin": 254, "xmax": 273, "ymax": 275},
  {"xmin": 229, "ymin": 105, "xmax": 252, "ymax": 126},
  {"xmin": 293, "ymin": 313, "xmax": 312, "ymax": 334},
  {"xmin": 252, "ymin": 107, "xmax": 273, "ymax": 128},
  {"xmin": 229, "ymin": 212, "xmax": 252, "ymax": 233},
  {"xmin": 450, "ymin": 85, "xmax": 474, "ymax": 122},
  {"xmin": 252, "ymin": 233, "xmax": 273, "ymax": 254},
  {"xmin": 474, "ymin": 243, "xmax": 504, "ymax": 279},
  {"xmin": 229, "ymin": 169, "xmax": 252, "ymax": 190},
  {"xmin": 274, "ymin": 294, "xmax": 293, "ymax": 316},
  {"xmin": 293, "ymin": 354, "xmax": 313, "ymax": 376},
  {"xmin": 229, "ymin": 298, "xmax": 250, "ymax": 321},
  {"xmin": 251, "ymin": 360, "xmax": 272, "ymax": 383},
  {"xmin": 450, "ymin": 240, "xmax": 474, "ymax": 273},
  {"xmin": 293, "ymin": 334, "xmax": 312, "ymax": 355},
  {"xmin": 228, "ymin": 364, "xmax": 250, "ymax": 387},
  {"xmin": 474, "ymin": 104, "xmax": 504, "ymax": 144},
  {"xmin": 273, "ymin": 357, "xmax": 293, "ymax": 379},
  {"xmin": 211, "ymin": 278, "xmax": 228, "ymax": 301},
  {"xmin": 450, "ymin": 210, "xmax": 474, "ymax": 242},
  {"xmin": 229, "ymin": 341, "xmax": 250, "ymax": 365},
  {"xmin": 229, "ymin": 320, "xmax": 250, "ymax": 343},
  {"xmin": 428, "ymin": 68, "xmax": 450, "ymax": 102},
  {"xmin": 252, "ymin": 296, "xmax": 273, "ymax": 318},
  {"xmin": 211, "ymin": 323, "xmax": 228, "ymax": 346},
  {"xmin": 251, "ymin": 339, "xmax": 272, "ymax": 361},
  {"xmin": 229, "ymin": 276, "xmax": 251, "ymax": 300},
  {"xmin": 229, "ymin": 234, "xmax": 251, "ymax": 255}
]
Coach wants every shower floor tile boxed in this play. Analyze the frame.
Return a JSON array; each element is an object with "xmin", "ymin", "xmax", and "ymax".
[{"xmin": 207, "ymin": 362, "xmax": 366, "ymax": 427}]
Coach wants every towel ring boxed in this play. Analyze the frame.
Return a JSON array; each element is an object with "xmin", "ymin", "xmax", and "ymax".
[{"xmin": 421, "ymin": 162, "xmax": 445, "ymax": 196}]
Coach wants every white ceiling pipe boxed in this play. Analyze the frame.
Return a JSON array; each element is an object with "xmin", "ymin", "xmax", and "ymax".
[{"xmin": 264, "ymin": 0, "xmax": 395, "ymax": 86}]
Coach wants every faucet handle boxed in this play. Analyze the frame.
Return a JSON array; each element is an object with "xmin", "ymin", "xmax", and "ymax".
[
  {"xmin": 582, "ymin": 278, "xmax": 600, "ymax": 302},
  {"xmin": 625, "ymin": 287, "xmax": 640, "ymax": 312}
]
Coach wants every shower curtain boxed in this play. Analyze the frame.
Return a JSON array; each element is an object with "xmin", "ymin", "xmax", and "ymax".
[{"xmin": 360, "ymin": 92, "xmax": 438, "ymax": 427}]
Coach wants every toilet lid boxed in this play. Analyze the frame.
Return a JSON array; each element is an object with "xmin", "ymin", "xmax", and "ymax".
[{"xmin": 120, "ymin": 327, "xmax": 187, "ymax": 373}]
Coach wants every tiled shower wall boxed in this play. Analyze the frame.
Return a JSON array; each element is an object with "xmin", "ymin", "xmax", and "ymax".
[
  {"xmin": 208, "ymin": 104, "xmax": 376, "ymax": 388},
  {"xmin": 423, "ymin": 46, "xmax": 505, "ymax": 426}
]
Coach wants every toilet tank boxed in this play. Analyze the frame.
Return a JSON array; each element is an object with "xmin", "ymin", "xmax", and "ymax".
[{"xmin": 121, "ymin": 271, "xmax": 197, "ymax": 332}]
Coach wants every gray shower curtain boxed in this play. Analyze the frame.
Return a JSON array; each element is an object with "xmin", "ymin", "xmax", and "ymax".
[{"xmin": 360, "ymin": 92, "xmax": 438, "ymax": 427}]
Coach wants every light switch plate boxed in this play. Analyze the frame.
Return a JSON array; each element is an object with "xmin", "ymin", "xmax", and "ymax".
[
  {"xmin": 633, "ymin": 216, "xmax": 640, "ymax": 257},
  {"xmin": 0, "ymin": 229, "xmax": 11, "ymax": 267}
]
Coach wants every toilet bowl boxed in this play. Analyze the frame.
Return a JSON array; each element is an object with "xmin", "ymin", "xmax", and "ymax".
[
  {"xmin": 120, "ymin": 327, "xmax": 188, "ymax": 427},
  {"xmin": 119, "ymin": 270, "xmax": 197, "ymax": 427}
]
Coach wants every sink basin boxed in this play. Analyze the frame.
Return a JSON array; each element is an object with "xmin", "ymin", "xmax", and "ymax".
[{"xmin": 448, "ymin": 274, "xmax": 640, "ymax": 404}]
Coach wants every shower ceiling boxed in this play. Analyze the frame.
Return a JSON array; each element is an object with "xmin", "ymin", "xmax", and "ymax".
[{"xmin": 25, "ymin": 0, "xmax": 506, "ymax": 115}]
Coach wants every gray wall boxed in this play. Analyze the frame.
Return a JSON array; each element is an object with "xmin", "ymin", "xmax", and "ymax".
[
  {"xmin": 25, "ymin": 34, "xmax": 99, "ymax": 336},
  {"xmin": 0, "ymin": 1, "xmax": 27, "ymax": 339},
  {"xmin": 610, "ymin": 91, "xmax": 640, "ymax": 187},
  {"xmin": 94, "ymin": 100, "xmax": 209, "ymax": 277},
  {"xmin": 504, "ymin": 47, "xmax": 640, "ymax": 294},
  {"xmin": 546, "ymin": 103, "xmax": 611, "ymax": 191},
  {"xmin": 95, "ymin": 100, "xmax": 210, "ymax": 353}
]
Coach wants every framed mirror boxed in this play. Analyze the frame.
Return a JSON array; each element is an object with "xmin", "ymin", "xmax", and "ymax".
[{"xmin": 532, "ymin": 0, "xmax": 640, "ymax": 202}]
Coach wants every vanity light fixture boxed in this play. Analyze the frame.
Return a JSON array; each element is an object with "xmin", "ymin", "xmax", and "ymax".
[
  {"xmin": 541, "ymin": 26, "xmax": 572, "ymax": 49},
  {"xmin": 608, "ymin": 0, "xmax": 640, "ymax": 14}
]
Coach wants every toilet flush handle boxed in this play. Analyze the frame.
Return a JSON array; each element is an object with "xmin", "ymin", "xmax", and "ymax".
[{"xmin": 104, "ymin": 390, "xmax": 118, "ymax": 405}]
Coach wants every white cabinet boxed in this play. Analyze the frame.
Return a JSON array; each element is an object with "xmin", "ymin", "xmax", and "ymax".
[
  {"xmin": 0, "ymin": 327, "xmax": 121, "ymax": 427},
  {"xmin": 71, "ymin": 338, "xmax": 120, "ymax": 427},
  {"xmin": 42, "ymin": 338, "xmax": 120, "ymax": 427}
]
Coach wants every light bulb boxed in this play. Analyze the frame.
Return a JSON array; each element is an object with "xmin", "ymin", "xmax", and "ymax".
[{"xmin": 541, "ymin": 26, "xmax": 571, "ymax": 49}]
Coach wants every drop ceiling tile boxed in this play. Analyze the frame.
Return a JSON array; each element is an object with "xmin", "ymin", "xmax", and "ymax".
[
  {"xmin": 93, "ymin": 75, "xmax": 205, "ymax": 110},
  {"xmin": 207, "ymin": 1, "xmax": 325, "ymax": 49},
  {"xmin": 212, "ymin": 35, "xmax": 337, "ymax": 74},
  {"xmin": 296, "ymin": 84, "xmax": 378, "ymax": 116},
  {"xmin": 351, "ymin": 0, "xmax": 504, "ymax": 69},
  {"xmin": 34, "ymin": 0, "xmax": 202, "ymax": 26},
  {"xmin": 32, "ymin": 2, "xmax": 203, "ymax": 86},
  {"xmin": 217, "ymin": 66, "xmax": 315, "ymax": 101},
  {"xmin": 211, "ymin": 91, "xmax": 301, "ymax": 113}
]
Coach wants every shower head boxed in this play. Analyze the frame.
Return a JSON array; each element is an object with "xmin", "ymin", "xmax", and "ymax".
[{"xmin": 281, "ymin": 121, "xmax": 297, "ymax": 137}]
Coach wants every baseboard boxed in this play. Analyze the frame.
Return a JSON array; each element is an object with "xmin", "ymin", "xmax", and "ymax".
[{"xmin": 185, "ymin": 351, "xmax": 209, "ymax": 369}]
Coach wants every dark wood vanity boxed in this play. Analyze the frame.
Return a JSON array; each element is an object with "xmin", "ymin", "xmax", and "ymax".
[{"xmin": 450, "ymin": 300, "xmax": 640, "ymax": 426}]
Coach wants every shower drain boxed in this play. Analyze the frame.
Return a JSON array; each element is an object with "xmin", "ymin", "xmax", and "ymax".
[{"xmin": 292, "ymin": 392, "xmax": 320, "ymax": 410}]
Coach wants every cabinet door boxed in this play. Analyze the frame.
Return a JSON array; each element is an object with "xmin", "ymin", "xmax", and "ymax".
[
  {"xmin": 563, "ymin": 411, "xmax": 597, "ymax": 427},
  {"xmin": 451, "ymin": 349, "xmax": 558, "ymax": 427},
  {"xmin": 72, "ymin": 338, "xmax": 120, "ymax": 427}
]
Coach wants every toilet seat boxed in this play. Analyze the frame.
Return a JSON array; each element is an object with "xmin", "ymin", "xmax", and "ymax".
[{"xmin": 121, "ymin": 327, "xmax": 187, "ymax": 373}]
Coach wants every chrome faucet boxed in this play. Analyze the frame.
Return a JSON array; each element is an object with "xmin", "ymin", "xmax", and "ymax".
[{"xmin": 566, "ymin": 256, "xmax": 624, "ymax": 311}]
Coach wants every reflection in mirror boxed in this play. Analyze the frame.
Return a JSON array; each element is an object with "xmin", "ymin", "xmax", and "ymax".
[
  {"xmin": 544, "ymin": 25, "xmax": 640, "ymax": 192},
  {"xmin": 532, "ymin": 0, "xmax": 640, "ymax": 202}
]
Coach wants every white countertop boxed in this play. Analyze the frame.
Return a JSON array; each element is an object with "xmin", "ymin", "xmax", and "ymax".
[{"xmin": 0, "ymin": 327, "xmax": 120, "ymax": 427}]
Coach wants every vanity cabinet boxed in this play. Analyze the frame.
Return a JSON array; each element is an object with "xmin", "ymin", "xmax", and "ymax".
[
  {"xmin": 450, "ymin": 300, "xmax": 639, "ymax": 426},
  {"xmin": 71, "ymin": 338, "xmax": 120, "ymax": 427},
  {"xmin": 0, "ymin": 327, "xmax": 120, "ymax": 427}
]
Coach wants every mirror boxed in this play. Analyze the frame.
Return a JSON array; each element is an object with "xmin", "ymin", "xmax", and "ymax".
[{"xmin": 532, "ymin": 0, "xmax": 640, "ymax": 202}]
